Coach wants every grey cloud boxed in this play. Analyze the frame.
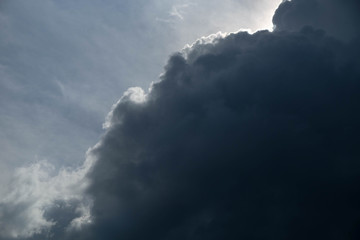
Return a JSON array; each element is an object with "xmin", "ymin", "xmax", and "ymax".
[
  {"xmin": 84, "ymin": 24, "xmax": 360, "ymax": 240},
  {"xmin": 2, "ymin": 0, "xmax": 360, "ymax": 239},
  {"xmin": 273, "ymin": 0, "xmax": 360, "ymax": 41}
]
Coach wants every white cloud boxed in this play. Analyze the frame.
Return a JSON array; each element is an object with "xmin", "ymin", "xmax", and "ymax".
[
  {"xmin": 169, "ymin": 3, "xmax": 196, "ymax": 20},
  {"xmin": 0, "ymin": 150, "xmax": 96, "ymax": 239},
  {"xmin": 103, "ymin": 87, "xmax": 147, "ymax": 129}
]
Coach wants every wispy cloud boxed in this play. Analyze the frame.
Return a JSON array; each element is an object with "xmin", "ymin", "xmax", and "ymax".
[{"xmin": 169, "ymin": 3, "xmax": 193, "ymax": 20}]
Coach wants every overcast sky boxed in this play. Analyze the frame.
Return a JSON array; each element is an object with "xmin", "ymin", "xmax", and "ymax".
[{"xmin": 1, "ymin": 0, "xmax": 359, "ymax": 239}]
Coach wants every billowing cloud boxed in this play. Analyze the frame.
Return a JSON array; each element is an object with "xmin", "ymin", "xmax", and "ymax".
[
  {"xmin": 2, "ymin": 0, "xmax": 360, "ymax": 239},
  {"xmin": 83, "ymin": 2, "xmax": 360, "ymax": 239}
]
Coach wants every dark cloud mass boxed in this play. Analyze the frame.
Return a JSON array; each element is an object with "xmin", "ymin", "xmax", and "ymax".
[
  {"xmin": 273, "ymin": 0, "xmax": 360, "ymax": 41},
  {"xmin": 80, "ymin": 1, "xmax": 360, "ymax": 239}
]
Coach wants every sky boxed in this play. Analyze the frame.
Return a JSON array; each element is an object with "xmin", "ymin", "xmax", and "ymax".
[
  {"xmin": 0, "ymin": 0, "xmax": 280, "ymax": 185},
  {"xmin": 0, "ymin": 0, "xmax": 360, "ymax": 239}
]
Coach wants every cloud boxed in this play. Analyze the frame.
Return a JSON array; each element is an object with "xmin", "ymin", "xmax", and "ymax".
[
  {"xmin": 273, "ymin": 0, "xmax": 360, "ymax": 41},
  {"xmin": 0, "ymin": 152, "xmax": 95, "ymax": 239},
  {"xmin": 2, "ymin": 0, "xmax": 360, "ymax": 239},
  {"xmin": 169, "ymin": 4, "xmax": 190, "ymax": 20},
  {"xmin": 84, "ymin": 12, "xmax": 360, "ymax": 240}
]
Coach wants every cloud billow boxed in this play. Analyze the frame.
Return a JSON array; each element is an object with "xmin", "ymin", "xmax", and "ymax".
[
  {"xmin": 2, "ymin": 0, "xmax": 359, "ymax": 239},
  {"xmin": 85, "ymin": 12, "xmax": 360, "ymax": 240}
]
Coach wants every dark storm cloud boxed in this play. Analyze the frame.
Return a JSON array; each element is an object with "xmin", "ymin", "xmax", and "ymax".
[
  {"xmin": 83, "ymin": 18, "xmax": 360, "ymax": 240},
  {"xmin": 4, "ymin": 0, "xmax": 357, "ymax": 239},
  {"xmin": 273, "ymin": 0, "xmax": 360, "ymax": 41}
]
